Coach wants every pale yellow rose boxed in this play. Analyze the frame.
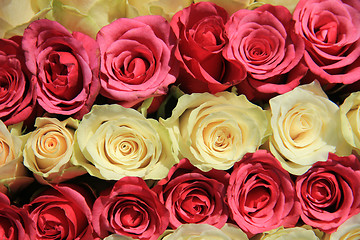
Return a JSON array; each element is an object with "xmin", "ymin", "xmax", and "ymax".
[
  {"xmin": 268, "ymin": 81, "xmax": 351, "ymax": 175},
  {"xmin": 194, "ymin": 0, "xmax": 255, "ymax": 15},
  {"xmin": 160, "ymin": 92, "xmax": 269, "ymax": 172},
  {"xmin": 255, "ymin": 0, "xmax": 300, "ymax": 13},
  {"xmin": 103, "ymin": 235, "xmax": 137, "ymax": 240},
  {"xmin": 23, "ymin": 117, "xmax": 86, "ymax": 184},
  {"xmin": 258, "ymin": 226, "xmax": 321, "ymax": 240},
  {"xmin": 163, "ymin": 224, "xmax": 248, "ymax": 240},
  {"xmin": 324, "ymin": 214, "xmax": 360, "ymax": 240},
  {"xmin": 72, "ymin": 104, "xmax": 176, "ymax": 180},
  {"xmin": 0, "ymin": 0, "xmax": 51, "ymax": 38}
]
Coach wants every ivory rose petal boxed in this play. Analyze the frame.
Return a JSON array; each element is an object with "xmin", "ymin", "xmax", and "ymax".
[
  {"xmin": 259, "ymin": 226, "xmax": 321, "ymax": 240},
  {"xmin": 324, "ymin": 213, "xmax": 360, "ymax": 240}
]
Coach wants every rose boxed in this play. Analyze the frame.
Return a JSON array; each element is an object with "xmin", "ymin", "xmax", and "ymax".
[
  {"xmin": 0, "ymin": 36, "xmax": 36, "ymax": 126},
  {"xmin": 72, "ymin": 104, "xmax": 176, "ymax": 180},
  {"xmin": 92, "ymin": 176, "xmax": 169, "ymax": 240},
  {"xmin": 193, "ymin": 0, "xmax": 255, "ymax": 15},
  {"xmin": 223, "ymin": 4, "xmax": 306, "ymax": 100},
  {"xmin": 22, "ymin": 19, "xmax": 100, "ymax": 119},
  {"xmin": 152, "ymin": 158, "xmax": 229, "ymax": 228},
  {"xmin": 23, "ymin": 117, "xmax": 86, "ymax": 184},
  {"xmin": 256, "ymin": 0, "xmax": 300, "ymax": 13},
  {"xmin": 160, "ymin": 91, "xmax": 269, "ymax": 171},
  {"xmin": 324, "ymin": 213, "xmax": 360, "ymax": 240},
  {"xmin": 170, "ymin": 2, "xmax": 246, "ymax": 94},
  {"xmin": 259, "ymin": 226, "xmax": 321, "ymax": 240},
  {"xmin": 293, "ymin": 0, "xmax": 360, "ymax": 86},
  {"xmin": 268, "ymin": 81, "xmax": 351, "ymax": 175},
  {"xmin": 97, "ymin": 15, "xmax": 178, "ymax": 108},
  {"xmin": 103, "ymin": 235, "xmax": 136, "ymax": 240},
  {"xmin": 227, "ymin": 150, "xmax": 300, "ymax": 236},
  {"xmin": 296, "ymin": 153, "xmax": 360, "ymax": 233},
  {"xmin": 24, "ymin": 183, "xmax": 95, "ymax": 239}
]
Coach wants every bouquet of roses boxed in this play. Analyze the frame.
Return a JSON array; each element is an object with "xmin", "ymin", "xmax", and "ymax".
[{"xmin": 0, "ymin": 0, "xmax": 360, "ymax": 239}]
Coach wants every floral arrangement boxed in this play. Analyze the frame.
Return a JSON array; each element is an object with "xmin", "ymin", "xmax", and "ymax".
[{"xmin": 0, "ymin": 0, "xmax": 360, "ymax": 239}]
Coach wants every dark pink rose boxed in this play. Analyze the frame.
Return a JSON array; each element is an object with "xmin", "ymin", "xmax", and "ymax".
[
  {"xmin": 24, "ymin": 183, "xmax": 95, "ymax": 239},
  {"xmin": 170, "ymin": 2, "xmax": 246, "ymax": 94},
  {"xmin": 296, "ymin": 153, "xmax": 360, "ymax": 233},
  {"xmin": 152, "ymin": 158, "xmax": 229, "ymax": 229},
  {"xmin": 223, "ymin": 4, "xmax": 306, "ymax": 101},
  {"xmin": 97, "ymin": 15, "xmax": 178, "ymax": 108},
  {"xmin": 0, "ymin": 192, "xmax": 35, "ymax": 240},
  {"xmin": 227, "ymin": 150, "xmax": 300, "ymax": 236},
  {"xmin": 92, "ymin": 176, "xmax": 169, "ymax": 240},
  {"xmin": 293, "ymin": 0, "xmax": 360, "ymax": 87},
  {"xmin": 22, "ymin": 19, "xmax": 100, "ymax": 119},
  {"xmin": 0, "ymin": 36, "xmax": 36, "ymax": 125}
]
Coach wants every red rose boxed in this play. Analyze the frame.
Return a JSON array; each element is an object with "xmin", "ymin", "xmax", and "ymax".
[
  {"xmin": 293, "ymin": 0, "xmax": 360, "ymax": 86},
  {"xmin": 170, "ymin": 2, "xmax": 246, "ymax": 94},
  {"xmin": 22, "ymin": 19, "xmax": 100, "ymax": 119},
  {"xmin": 92, "ymin": 176, "xmax": 169, "ymax": 240},
  {"xmin": 97, "ymin": 15, "xmax": 178, "ymax": 108},
  {"xmin": 227, "ymin": 150, "xmax": 300, "ymax": 236},
  {"xmin": 0, "ymin": 192, "xmax": 35, "ymax": 240},
  {"xmin": 0, "ymin": 36, "xmax": 36, "ymax": 125},
  {"xmin": 296, "ymin": 153, "xmax": 360, "ymax": 233},
  {"xmin": 24, "ymin": 183, "xmax": 95, "ymax": 239},
  {"xmin": 223, "ymin": 4, "xmax": 306, "ymax": 101},
  {"xmin": 152, "ymin": 158, "xmax": 229, "ymax": 229}
]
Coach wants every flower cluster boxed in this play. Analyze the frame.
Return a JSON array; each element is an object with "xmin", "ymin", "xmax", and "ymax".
[{"xmin": 0, "ymin": 0, "xmax": 360, "ymax": 240}]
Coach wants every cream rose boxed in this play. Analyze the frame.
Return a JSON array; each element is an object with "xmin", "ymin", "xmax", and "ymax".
[
  {"xmin": 255, "ymin": 0, "xmax": 300, "ymax": 13},
  {"xmin": 160, "ymin": 92, "xmax": 269, "ymax": 172},
  {"xmin": 103, "ymin": 235, "xmax": 137, "ymax": 240},
  {"xmin": 259, "ymin": 226, "xmax": 321, "ymax": 240},
  {"xmin": 23, "ymin": 117, "xmax": 86, "ymax": 184},
  {"xmin": 194, "ymin": 0, "xmax": 255, "ymax": 14},
  {"xmin": 72, "ymin": 104, "xmax": 176, "ymax": 180},
  {"xmin": 324, "ymin": 213, "xmax": 360, "ymax": 240},
  {"xmin": 269, "ymin": 81, "xmax": 351, "ymax": 175}
]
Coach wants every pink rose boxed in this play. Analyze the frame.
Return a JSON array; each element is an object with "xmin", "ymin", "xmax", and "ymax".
[
  {"xmin": 171, "ymin": 2, "xmax": 246, "ymax": 94},
  {"xmin": 223, "ymin": 4, "xmax": 306, "ymax": 100},
  {"xmin": 24, "ymin": 183, "xmax": 95, "ymax": 239},
  {"xmin": 22, "ymin": 19, "xmax": 100, "ymax": 119},
  {"xmin": 227, "ymin": 150, "xmax": 300, "ymax": 236},
  {"xmin": 152, "ymin": 158, "xmax": 229, "ymax": 229},
  {"xmin": 293, "ymin": 0, "xmax": 360, "ymax": 86},
  {"xmin": 92, "ymin": 176, "xmax": 169, "ymax": 240},
  {"xmin": 97, "ymin": 15, "xmax": 178, "ymax": 108},
  {"xmin": 0, "ymin": 191, "xmax": 35, "ymax": 240},
  {"xmin": 0, "ymin": 36, "xmax": 36, "ymax": 126},
  {"xmin": 296, "ymin": 153, "xmax": 360, "ymax": 233}
]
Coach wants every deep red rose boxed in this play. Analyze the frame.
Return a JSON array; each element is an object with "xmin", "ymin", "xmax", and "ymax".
[
  {"xmin": 92, "ymin": 176, "xmax": 169, "ymax": 240},
  {"xmin": 296, "ymin": 153, "xmax": 360, "ymax": 233},
  {"xmin": 24, "ymin": 183, "xmax": 95, "ymax": 240},
  {"xmin": 22, "ymin": 19, "xmax": 100, "ymax": 119},
  {"xmin": 170, "ymin": 2, "xmax": 246, "ymax": 94},
  {"xmin": 152, "ymin": 158, "xmax": 229, "ymax": 229},
  {"xmin": 0, "ymin": 192, "xmax": 35, "ymax": 240},
  {"xmin": 223, "ymin": 4, "xmax": 306, "ymax": 101},
  {"xmin": 97, "ymin": 15, "xmax": 178, "ymax": 108},
  {"xmin": 227, "ymin": 150, "xmax": 300, "ymax": 236},
  {"xmin": 293, "ymin": 0, "xmax": 360, "ymax": 87},
  {"xmin": 0, "ymin": 36, "xmax": 36, "ymax": 125}
]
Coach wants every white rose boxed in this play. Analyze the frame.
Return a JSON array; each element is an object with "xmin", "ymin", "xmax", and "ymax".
[
  {"xmin": 324, "ymin": 214, "xmax": 360, "ymax": 240},
  {"xmin": 259, "ymin": 226, "xmax": 321, "ymax": 240}
]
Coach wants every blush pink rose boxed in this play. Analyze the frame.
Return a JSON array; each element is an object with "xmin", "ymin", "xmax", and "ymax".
[
  {"xmin": 152, "ymin": 158, "xmax": 229, "ymax": 229},
  {"xmin": 227, "ymin": 150, "xmax": 300, "ymax": 237},
  {"xmin": 24, "ymin": 183, "xmax": 95, "ymax": 239},
  {"xmin": 92, "ymin": 176, "xmax": 169, "ymax": 240},
  {"xmin": 0, "ymin": 36, "xmax": 36, "ymax": 126},
  {"xmin": 171, "ymin": 2, "xmax": 246, "ymax": 94},
  {"xmin": 296, "ymin": 153, "xmax": 360, "ymax": 233},
  {"xmin": 97, "ymin": 15, "xmax": 178, "ymax": 108},
  {"xmin": 22, "ymin": 19, "xmax": 100, "ymax": 119},
  {"xmin": 293, "ymin": 0, "xmax": 360, "ymax": 87}
]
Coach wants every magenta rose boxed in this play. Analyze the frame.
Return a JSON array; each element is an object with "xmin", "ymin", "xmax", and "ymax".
[
  {"xmin": 0, "ymin": 36, "xmax": 36, "ymax": 126},
  {"xmin": 24, "ymin": 183, "xmax": 95, "ymax": 239},
  {"xmin": 92, "ymin": 176, "xmax": 169, "ymax": 240},
  {"xmin": 22, "ymin": 19, "xmax": 100, "ymax": 119},
  {"xmin": 293, "ymin": 0, "xmax": 360, "ymax": 87},
  {"xmin": 152, "ymin": 158, "xmax": 229, "ymax": 229},
  {"xmin": 171, "ymin": 2, "xmax": 246, "ymax": 94},
  {"xmin": 0, "ymin": 192, "xmax": 35, "ymax": 240},
  {"xmin": 223, "ymin": 4, "xmax": 306, "ymax": 100},
  {"xmin": 97, "ymin": 15, "xmax": 178, "ymax": 108},
  {"xmin": 227, "ymin": 150, "xmax": 300, "ymax": 236},
  {"xmin": 296, "ymin": 153, "xmax": 360, "ymax": 233}
]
